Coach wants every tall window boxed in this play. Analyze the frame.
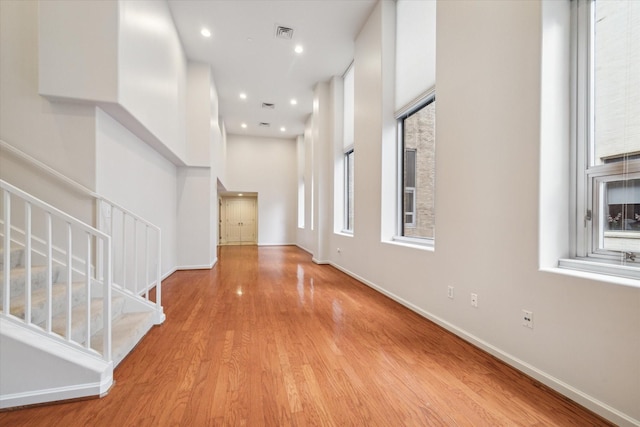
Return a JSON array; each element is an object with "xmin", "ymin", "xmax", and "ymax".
[
  {"xmin": 574, "ymin": 0, "xmax": 640, "ymax": 268},
  {"xmin": 345, "ymin": 149, "xmax": 354, "ymax": 231},
  {"xmin": 399, "ymin": 97, "xmax": 435, "ymax": 240},
  {"xmin": 342, "ymin": 63, "xmax": 355, "ymax": 233}
]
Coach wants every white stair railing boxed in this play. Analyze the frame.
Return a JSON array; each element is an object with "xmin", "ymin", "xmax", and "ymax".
[
  {"xmin": 1, "ymin": 180, "xmax": 112, "ymax": 361},
  {"xmin": 98, "ymin": 200, "xmax": 162, "ymax": 315},
  {"xmin": 0, "ymin": 140, "xmax": 163, "ymax": 322}
]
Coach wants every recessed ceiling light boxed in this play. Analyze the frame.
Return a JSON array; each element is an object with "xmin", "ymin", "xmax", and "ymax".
[
  {"xmin": 238, "ymin": 193, "xmax": 243, "ymax": 196},
  {"xmin": 241, "ymin": 123, "xmax": 247, "ymax": 129},
  {"xmin": 280, "ymin": 127, "xmax": 286, "ymax": 132},
  {"xmin": 294, "ymin": 45, "xmax": 304, "ymax": 54},
  {"xmin": 201, "ymin": 28, "xmax": 211, "ymax": 38},
  {"xmin": 290, "ymin": 99, "xmax": 297, "ymax": 105},
  {"xmin": 239, "ymin": 92, "xmax": 247, "ymax": 100}
]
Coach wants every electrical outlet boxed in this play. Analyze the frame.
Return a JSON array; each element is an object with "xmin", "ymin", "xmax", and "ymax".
[
  {"xmin": 471, "ymin": 293, "xmax": 478, "ymax": 307},
  {"xmin": 522, "ymin": 310, "xmax": 533, "ymax": 329},
  {"xmin": 447, "ymin": 286, "xmax": 454, "ymax": 299}
]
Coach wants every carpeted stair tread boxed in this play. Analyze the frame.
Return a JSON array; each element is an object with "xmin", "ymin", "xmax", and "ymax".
[
  {"xmin": 49, "ymin": 295, "xmax": 126, "ymax": 343},
  {"xmin": 0, "ymin": 265, "xmax": 61, "ymax": 296},
  {"xmin": 91, "ymin": 311, "xmax": 155, "ymax": 366},
  {"xmin": 0, "ymin": 247, "xmax": 24, "ymax": 269},
  {"xmin": 1, "ymin": 281, "xmax": 86, "ymax": 325}
]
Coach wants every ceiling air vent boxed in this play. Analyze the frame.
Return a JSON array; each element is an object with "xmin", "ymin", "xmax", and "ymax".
[
  {"xmin": 275, "ymin": 25, "xmax": 294, "ymax": 40},
  {"xmin": 259, "ymin": 122, "xmax": 271, "ymax": 127},
  {"xmin": 262, "ymin": 102, "xmax": 275, "ymax": 109}
]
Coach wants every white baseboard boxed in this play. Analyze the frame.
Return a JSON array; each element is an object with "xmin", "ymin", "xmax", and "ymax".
[
  {"xmin": 176, "ymin": 258, "xmax": 217, "ymax": 271},
  {"xmin": 327, "ymin": 261, "xmax": 639, "ymax": 427},
  {"xmin": 0, "ymin": 378, "xmax": 112, "ymax": 409},
  {"xmin": 161, "ymin": 267, "xmax": 177, "ymax": 281},
  {"xmin": 257, "ymin": 242, "xmax": 296, "ymax": 247},
  {"xmin": 295, "ymin": 244, "xmax": 312, "ymax": 255},
  {"xmin": 311, "ymin": 257, "xmax": 330, "ymax": 265}
]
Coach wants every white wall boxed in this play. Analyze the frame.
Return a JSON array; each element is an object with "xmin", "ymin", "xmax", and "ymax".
[
  {"xmin": 37, "ymin": 0, "xmax": 189, "ymax": 166},
  {"xmin": 226, "ymin": 135, "xmax": 297, "ymax": 246},
  {"xmin": 186, "ymin": 63, "xmax": 212, "ymax": 167},
  {"xmin": 177, "ymin": 167, "xmax": 214, "ymax": 268},
  {"xmin": 302, "ymin": 1, "xmax": 640, "ymax": 425},
  {"xmin": 312, "ymin": 82, "xmax": 332, "ymax": 263},
  {"xmin": 175, "ymin": 62, "xmax": 217, "ymax": 269},
  {"xmin": 297, "ymin": 118, "xmax": 315, "ymax": 252},
  {"xmin": 0, "ymin": 0, "xmax": 97, "ymax": 226},
  {"xmin": 95, "ymin": 109, "xmax": 177, "ymax": 278},
  {"xmin": 38, "ymin": 0, "xmax": 119, "ymax": 104},
  {"xmin": 118, "ymin": 0, "xmax": 188, "ymax": 163},
  {"xmin": 2, "ymin": 0, "xmax": 221, "ymax": 280}
]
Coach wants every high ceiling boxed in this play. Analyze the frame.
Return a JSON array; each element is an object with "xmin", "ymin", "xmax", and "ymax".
[{"xmin": 168, "ymin": 0, "xmax": 376, "ymax": 139}]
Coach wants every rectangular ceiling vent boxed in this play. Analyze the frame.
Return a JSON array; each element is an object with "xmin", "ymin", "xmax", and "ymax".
[
  {"xmin": 259, "ymin": 122, "xmax": 271, "ymax": 127},
  {"xmin": 275, "ymin": 25, "xmax": 294, "ymax": 40},
  {"xmin": 262, "ymin": 102, "xmax": 275, "ymax": 109}
]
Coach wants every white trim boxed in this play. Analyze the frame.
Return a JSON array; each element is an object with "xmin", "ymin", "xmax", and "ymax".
[
  {"xmin": 395, "ymin": 86, "xmax": 436, "ymax": 119},
  {"xmin": 328, "ymin": 262, "xmax": 639, "ymax": 427},
  {"xmin": 257, "ymin": 243, "xmax": 297, "ymax": 247},
  {"xmin": 0, "ymin": 379, "xmax": 113, "ymax": 410},
  {"xmin": 176, "ymin": 259, "xmax": 217, "ymax": 271},
  {"xmin": 295, "ymin": 244, "xmax": 313, "ymax": 255},
  {"xmin": 389, "ymin": 235, "xmax": 435, "ymax": 251},
  {"xmin": 552, "ymin": 261, "xmax": 640, "ymax": 287},
  {"xmin": 161, "ymin": 267, "xmax": 177, "ymax": 281}
]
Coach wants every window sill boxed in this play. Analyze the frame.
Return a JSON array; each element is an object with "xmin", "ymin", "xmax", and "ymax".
[
  {"xmin": 385, "ymin": 236, "xmax": 434, "ymax": 252},
  {"xmin": 546, "ymin": 258, "xmax": 640, "ymax": 289},
  {"xmin": 336, "ymin": 230, "xmax": 353, "ymax": 237}
]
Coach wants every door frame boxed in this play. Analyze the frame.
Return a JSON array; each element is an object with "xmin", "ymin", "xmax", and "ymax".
[{"xmin": 220, "ymin": 195, "xmax": 258, "ymax": 245}]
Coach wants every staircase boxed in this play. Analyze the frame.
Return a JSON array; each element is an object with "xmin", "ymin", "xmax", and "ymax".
[
  {"xmin": 0, "ymin": 174, "xmax": 164, "ymax": 409},
  {"xmin": 0, "ymin": 246, "xmax": 154, "ymax": 367}
]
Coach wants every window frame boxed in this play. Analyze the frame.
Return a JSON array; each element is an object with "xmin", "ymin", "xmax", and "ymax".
[
  {"xmin": 403, "ymin": 148, "xmax": 417, "ymax": 229},
  {"xmin": 567, "ymin": 0, "xmax": 640, "ymax": 277},
  {"xmin": 395, "ymin": 91, "xmax": 436, "ymax": 246}
]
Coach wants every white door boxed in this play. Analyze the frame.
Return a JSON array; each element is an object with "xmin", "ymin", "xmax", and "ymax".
[{"xmin": 225, "ymin": 198, "xmax": 256, "ymax": 244}]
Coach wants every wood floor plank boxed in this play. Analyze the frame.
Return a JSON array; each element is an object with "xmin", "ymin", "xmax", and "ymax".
[{"xmin": 0, "ymin": 246, "xmax": 613, "ymax": 426}]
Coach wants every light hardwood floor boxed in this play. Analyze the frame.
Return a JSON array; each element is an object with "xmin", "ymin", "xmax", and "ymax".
[{"xmin": 0, "ymin": 245, "xmax": 612, "ymax": 426}]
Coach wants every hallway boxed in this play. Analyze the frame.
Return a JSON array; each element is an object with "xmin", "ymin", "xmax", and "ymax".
[{"xmin": 0, "ymin": 246, "xmax": 610, "ymax": 426}]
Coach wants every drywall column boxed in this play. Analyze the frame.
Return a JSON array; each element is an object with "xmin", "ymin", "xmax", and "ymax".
[
  {"xmin": 177, "ymin": 62, "xmax": 219, "ymax": 269},
  {"xmin": 311, "ymin": 82, "xmax": 332, "ymax": 263}
]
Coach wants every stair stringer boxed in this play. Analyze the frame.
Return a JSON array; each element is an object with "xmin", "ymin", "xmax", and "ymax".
[{"xmin": 0, "ymin": 317, "xmax": 113, "ymax": 409}]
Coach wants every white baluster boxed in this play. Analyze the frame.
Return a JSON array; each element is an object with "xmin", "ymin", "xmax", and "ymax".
[
  {"xmin": 24, "ymin": 202, "xmax": 32, "ymax": 324},
  {"xmin": 45, "ymin": 212, "xmax": 52, "ymax": 333},
  {"xmin": 145, "ymin": 226, "xmax": 149, "ymax": 301},
  {"xmin": 66, "ymin": 223, "xmax": 72, "ymax": 340},
  {"xmin": 3, "ymin": 190, "xmax": 11, "ymax": 314},
  {"xmin": 110, "ymin": 203, "xmax": 115, "ymax": 286},
  {"xmin": 133, "ymin": 218, "xmax": 138, "ymax": 294},
  {"xmin": 122, "ymin": 211, "xmax": 127, "ymax": 292},
  {"xmin": 85, "ymin": 232, "xmax": 91, "ymax": 349},
  {"xmin": 103, "ymin": 236, "xmax": 112, "ymax": 361},
  {"xmin": 156, "ymin": 230, "xmax": 162, "ymax": 310}
]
